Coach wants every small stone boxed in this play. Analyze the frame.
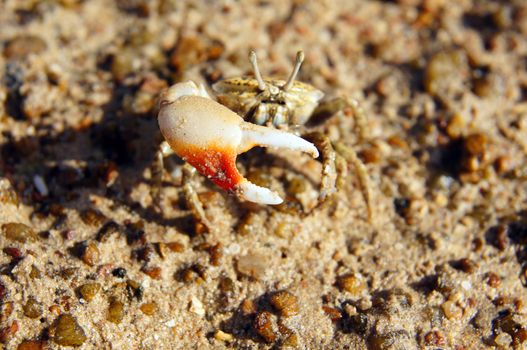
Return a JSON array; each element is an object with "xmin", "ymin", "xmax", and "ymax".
[
  {"xmin": 139, "ymin": 302, "xmax": 157, "ymax": 316},
  {"xmin": 141, "ymin": 266, "xmax": 162, "ymax": 279},
  {"xmin": 218, "ymin": 277, "xmax": 235, "ymax": 298},
  {"xmin": 111, "ymin": 49, "xmax": 138, "ymax": 81},
  {"xmin": 170, "ymin": 36, "xmax": 207, "ymax": 74},
  {"xmin": 282, "ymin": 333, "xmax": 298, "ymax": 347},
  {"xmin": 156, "ymin": 242, "xmax": 168, "ymax": 259},
  {"xmin": 0, "ymin": 284, "xmax": 6, "ymax": 301},
  {"xmin": 126, "ymin": 280, "xmax": 143, "ymax": 301},
  {"xmin": 0, "ymin": 320, "xmax": 19, "ymax": 343},
  {"xmin": 0, "ymin": 179, "xmax": 19, "ymax": 205},
  {"xmin": 338, "ymin": 274, "xmax": 366, "ymax": 295},
  {"xmin": 495, "ymin": 156, "xmax": 513, "ymax": 175},
  {"xmin": 77, "ymin": 283, "xmax": 101, "ymax": 302},
  {"xmin": 495, "ymin": 225, "xmax": 509, "ymax": 251},
  {"xmin": 286, "ymin": 177, "xmax": 307, "ymax": 196},
  {"xmin": 134, "ymin": 244, "xmax": 155, "ymax": 263},
  {"xmin": 425, "ymin": 50, "xmax": 468, "ymax": 98},
  {"xmin": 424, "ymin": 330, "xmax": 445, "ymax": 346},
  {"xmin": 48, "ymin": 305, "xmax": 61, "ymax": 316},
  {"xmin": 4, "ymin": 35, "xmax": 47, "ymax": 59},
  {"xmin": 60, "ymin": 267, "xmax": 78, "ymax": 279},
  {"xmin": 494, "ymin": 332, "xmax": 512, "ymax": 347},
  {"xmin": 96, "ymin": 221, "xmax": 121, "ymax": 242},
  {"xmin": 29, "ymin": 266, "xmax": 41, "ymax": 279},
  {"xmin": 50, "ymin": 314, "xmax": 86, "ymax": 347},
  {"xmin": 254, "ymin": 311, "xmax": 276, "ymax": 343},
  {"xmin": 112, "ymin": 267, "xmax": 127, "ymax": 278},
  {"xmin": 513, "ymin": 328, "xmax": 527, "ymax": 345},
  {"xmin": 464, "ymin": 133, "xmax": 488, "ymax": 156},
  {"xmin": 270, "ymin": 291, "xmax": 299, "ymax": 317},
  {"xmin": 17, "ymin": 340, "xmax": 49, "ymax": 350},
  {"xmin": 237, "ymin": 252, "xmax": 267, "ymax": 280},
  {"xmin": 446, "ymin": 114, "xmax": 465, "ymax": 139},
  {"xmin": 190, "ymin": 296, "xmax": 205, "ymax": 316},
  {"xmin": 1, "ymin": 302, "xmax": 14, "ymax": 322},
  {"xmin": 322, "ymin": 306, "xmax": 342, "ymax": 322},
  {"xmin": 107, "ymin": 298, "xmax": 124, "ymax": 324},
  {"xmin": 80, "ymin": 209, "xmax": 107, "ymax": 227},
  {"xmin": 360, "ymin": 147, "xmax": 381, "ymax": 164},
  {"xmin": 369, "ymin": 330, "xmax": 413, "ymax": 350},
  {"xmin": 455, "ymin": 258, "xmax": 478, "ymax": 274},
  {"xmin": 2, "ymin": 223, "xmax": 37, "ymax": 243},
  {"xmin": 214, "ymin": 330, "xmax": 233, "ymax": 342},
  {"xmin": 237, "ymin": 212, "xmax": 260, "ymax": 236},
  {"xmin": 387, "ymin": 135, "xmax": 409, "ymax": 149},
  {"xmin": 241, "ymin": 299, "xmax": 257, "ymax": 315},
  {"xmin": 3, "ymin": 247, "xmax": 23, "ymax": 259},
  {"xmin": 23, "ymin": 297, "xmax": 43, "ymax": 319},
  {"xmin": 81, "ymin": 242, "xmax": 100, "ymax": 266},
  {"xmin": 209, "ymin": 243, "xmax": 222, "ymax": 266},
  {"xmin": 487, "ymin": 273, "xmax": 501, "ymax": 288},
  {"xmin": 166, "ymin": 242, "xmax": 184, "ymax": 252},
  {"xmin": 441, "ymin": 300, "xmax": 462, "ymax": 320}
]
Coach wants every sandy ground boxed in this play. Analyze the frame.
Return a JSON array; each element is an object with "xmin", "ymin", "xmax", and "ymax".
[{"xmin": 1, "ymin": 0, "xmax": 527, "ymax": 349}]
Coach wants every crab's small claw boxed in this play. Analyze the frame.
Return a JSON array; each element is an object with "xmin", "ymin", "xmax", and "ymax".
[{"xmin": 158, "ymin": 82, "xmax": 318, "ymax": 205}]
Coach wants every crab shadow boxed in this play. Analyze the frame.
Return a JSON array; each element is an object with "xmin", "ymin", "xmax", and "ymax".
[
  {"xmin": 1, "ymin": 81, "xmax": 318, "ymax": 237},
  {"xmin": 1, "ymin": 82, "xmax": 196, "ymax": 233}
]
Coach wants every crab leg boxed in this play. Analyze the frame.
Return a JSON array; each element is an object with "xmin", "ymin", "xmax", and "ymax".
[{"xmin": 158, "ymin": 82, "xmax": 319, "ymax": 205}]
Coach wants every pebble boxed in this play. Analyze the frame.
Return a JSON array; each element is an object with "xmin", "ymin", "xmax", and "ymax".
[
  {"xmin": 17, "ymin": 340, "xmax": 49, "ymax": 350},
  {"xmin": 33, "ymin": 175, "xmax": 49, "ymax": 196},
  {"xmin": 141, "ymin": 266, "xmax": 162, "ymax": 279},
  {"xmin": 424, "ymin": 330, "xmax": 445, "ymax": 346},
  {"xmin": 424, "ymin": 50, "xmax": 468, "ymax": 98},
  {"xmin": 270, "ymin": 291, "xmax": 300, "ymax": 317},
  {"xmin": 322, "ymin": 306, "xmax": 342, "ymax": 322},
  {"xmin": 0, "ymin": 179, "xmax": 19, "ymax": 206},
  {"xmin": 50, "ymin": 314, "xmax": 86, "ymax": 347},
  {"xmin": 112, "ymin": 267, "xmax": 127, "ymax": 278},
  {"xmin": 81, "ymin": 242, "xmax": 100, "ymax": 266},
  {"xmin": 2, "ymin": 223, "xmax": 38, "ymax": 243},
  {"xmin": 214, "ymin": 330, "xmax": 233, "ymax": 342},
  {"xmin": 77, "ymin": 283, "xmax": 101, "ymax": 302},
  {"xmin": 253, "ymin": 311, "xmax": 276, "ymax": 343},
  {"xmin": 441, "ymin": 300, "xmax": 463, "ymax": 320},
  {"xmin": 139, "ymin": 302, "xmax": 157, "ymax": 316},
  {"xmin": 0, "ymin": 320, "xmax": 19, "ymax": 343},
  {"xmin": 23, "ymin": 297, "xmax": 43, "ymax": 319},
  {"xmin": 107, "ymin": 298, "xmax": 125, "ymax": 324},
  {"xmin": 338, "ymin": 274, "xmax": 366, "ymax": 296},
  {"xmin": 80, "ymin": 209, "xmax": 107, "ymax": 227},
  {"xmin": 4, "ymin": 35, "xmax": 47, "ymax": 59},
  {"xmin": 494, "ymin": 332, "xmax": 512, "ymax": 347},
  {"xmin": 190, "ymin": 296, "xmax": 205, "ymax": 316},
  {"xmin": 166, "ymin": 242, "xmax": 184, "ymax": 253},
  {"xmin": 236, "ymin": 252, "xmax": 268, "ymax": 280}
]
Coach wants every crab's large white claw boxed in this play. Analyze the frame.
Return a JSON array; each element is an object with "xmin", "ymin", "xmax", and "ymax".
[{"xmin": 158, "ymin": 82, "xmax": 318, "ymax": 205}]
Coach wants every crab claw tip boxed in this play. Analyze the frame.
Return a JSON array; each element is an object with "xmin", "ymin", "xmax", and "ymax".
[
  {"xmin": 236, "ymin": 180, "xmax": 283, "ymax": 205},
  {"xmin": 240, "ymin": 123, "xmax": 319, "ymax": 158}
]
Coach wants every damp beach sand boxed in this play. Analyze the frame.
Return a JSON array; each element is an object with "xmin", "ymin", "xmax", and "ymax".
[{"xmin": 0, "ymin": 0, "xmax": 527, "ymax": 349}]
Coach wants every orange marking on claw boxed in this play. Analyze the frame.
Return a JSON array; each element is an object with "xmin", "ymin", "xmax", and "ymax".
[{"xmin": 176, "ymin": 142, "xmax": 243, "ymax": 191}]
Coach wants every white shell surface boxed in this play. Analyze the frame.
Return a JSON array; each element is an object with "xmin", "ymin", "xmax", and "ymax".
[{"xmin": 158, "ymin": 95, "xmax": 243, "ymax": 151}]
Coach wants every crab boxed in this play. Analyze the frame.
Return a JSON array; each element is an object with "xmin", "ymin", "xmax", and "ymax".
[{"xmin": 154, "ymin": 50, "xmax": 372, "ymax": 231}]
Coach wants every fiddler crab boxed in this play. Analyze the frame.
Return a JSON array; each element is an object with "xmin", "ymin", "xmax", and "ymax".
[{"xmin": 155, "ymin": 50, "xmax": 372, "ymax": 231}]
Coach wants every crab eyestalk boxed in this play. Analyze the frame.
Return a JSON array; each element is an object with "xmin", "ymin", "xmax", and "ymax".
[
  {"xmin": 282, "ymin": 50, "xmax": 305, "ymax": 91},
  {"xmin": 158, "ymin": 81, "xmax": 319, "ymax": 205},
  {"xmin": 249, "ymin": 50, "xmax": 267, "ymax": 91}
]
